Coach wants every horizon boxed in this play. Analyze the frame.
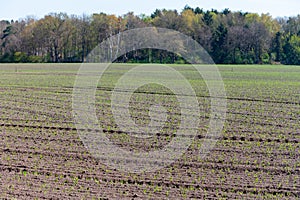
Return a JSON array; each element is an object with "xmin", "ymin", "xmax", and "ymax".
[{"xmin": 1, "ymin": 0, "xmax": 300, "ymax": 21}]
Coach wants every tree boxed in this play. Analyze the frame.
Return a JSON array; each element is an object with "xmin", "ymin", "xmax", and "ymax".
[
  {"xmin": 194, "ymin": 7, "xmax": 204, "ymax": 15},
  {"xmin": 273, "ymin": 32, "xmax": 283, "ymax": 62},
  {"xmin": 77, "ymin": 14, "xmax": 92, "ymax": 62},
  {"xmin": 211, "ymin": 23, "xmax": 228, "ymax": 63},
  {"xmin": 124, "ymin": 12, "xmax": 146, "ymax": 30},
  {"xmin": 151, "ymin": 9, "xmax": 162, "ymax": 19},
  {"xmin": 249, "ymin": 22, "xmax": 272, "ymax": 64},
  {"xmin": 180, "ymin": 9, "xmax": 196, "ymax": 35},
  {"xmin": 203, "ymin": 11, "xmax": 213, "ymax": 26},
  {"xmin": 183, "ymin": 5, "xmax": 194, "ymax": 12},
  {"xmin": 0, "ymin": 20, "xmax": 26, "ymax": 63},
  {"xmin": 284, "ymin": 15, "xmax": 300, "ymax": 35},
  {"xmin": 223, "ymin": 26, "xmax": 255, "ymax": 64},
  {"xmin": 192, "ymin": 14, "xmax": 212, "ymax": 52},
  {"xmin": 283, "ymin": 34, "xmax": 300, "ymax": 65},
  {"xmin": 222, "ymin": 8, "xmax": 231, "ymax": 16},
  {"xmin": 152, "ymin": 10, "xmax": 181, "ymax": 30},
  {"xmin": 0, "ymin": 7, "xmax": 299, "ymax": 65}
]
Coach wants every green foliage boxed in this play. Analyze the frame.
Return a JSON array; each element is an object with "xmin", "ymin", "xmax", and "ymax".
[
  {"xmin": 14, "ymin": 52, "xmax": 27, "ymax": 63},
  {"xmin": 0, "ymin": 53, "xmax": 14, "ymax": 63},
  {"xmin": 0, "ymin": 7, "xmax": 299, "ymax": 65},
  {"xmin": 283, "ymin": 35, "xmax": 300, "ymax": 65},
  {"xmin": 261, "ymin": 53, "xmax": 270, "ymax": 64},
  {"xmin": 274, "ymin": 32, "xmax": 283, "ymax": 62},
  {"xmin": 211, "ymin": 23, "xmax": 228, "ymax": 63},
  {"xmin": 27, "ymin": 55, "xmax": 44, "ymax": 63}
]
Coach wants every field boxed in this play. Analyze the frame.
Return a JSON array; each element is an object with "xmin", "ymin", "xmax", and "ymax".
[{"xmin": 0, "ymin": 63, "xmax": 299, "ymax": 199}]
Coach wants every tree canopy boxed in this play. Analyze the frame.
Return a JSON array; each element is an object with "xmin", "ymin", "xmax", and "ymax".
[{"xmin": 1, "ymin": 6, "xmax": 300, "ymax": 65}]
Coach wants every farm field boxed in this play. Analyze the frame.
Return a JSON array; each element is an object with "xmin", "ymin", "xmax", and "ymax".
[{"xmin": 0, "ymin": 63, "xmax": 299, "ymax": 199}]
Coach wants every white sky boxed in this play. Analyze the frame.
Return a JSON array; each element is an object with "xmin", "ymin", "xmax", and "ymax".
[{"xmin": 1, "ymin": 0, "xmax": 300, "ymax": 21}]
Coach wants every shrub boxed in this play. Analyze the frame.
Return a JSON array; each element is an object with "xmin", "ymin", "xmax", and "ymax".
[
  {"xmin": 27, "ymin": 55, "xmax": 44, "ymax": 63},
  {"xmin": 14, "ymin": 52, "xmax": 28, "ymax": 63}
]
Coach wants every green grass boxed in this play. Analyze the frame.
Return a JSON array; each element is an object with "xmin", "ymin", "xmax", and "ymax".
[{"xmin": 0, "ymin": 63, "xmax": 298, "ymax": 101}]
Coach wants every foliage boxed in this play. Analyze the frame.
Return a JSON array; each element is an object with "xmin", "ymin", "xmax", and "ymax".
[
  {"xmin": 0, "ymin": 8, "xmax": 300, "ymax": 64},
  {"xmin": 283, "ymin": 34, "xmax": 300, "ymax": 65}
]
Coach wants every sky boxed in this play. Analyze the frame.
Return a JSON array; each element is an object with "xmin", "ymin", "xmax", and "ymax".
[{"xmin": 1, "ymin": 0, "xmax": 300, "ymax": 21}]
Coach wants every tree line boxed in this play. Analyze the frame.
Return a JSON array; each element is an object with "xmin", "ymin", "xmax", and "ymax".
[{"xmin": 1, "ymin": 6, "xmax": 300, "ymax": 65}]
